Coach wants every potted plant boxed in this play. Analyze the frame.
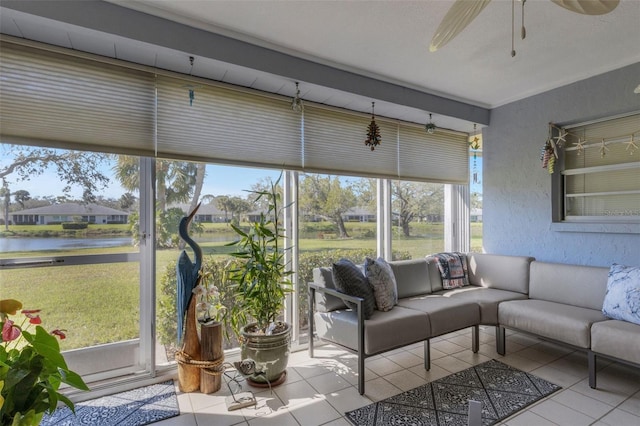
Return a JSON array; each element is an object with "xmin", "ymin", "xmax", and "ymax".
[
  {"xmin": 226, "ymin": 174, "xmax": 293, "ymax": 385},
  {"xmin": 0, "ymin": 299, "xmax": 89, "ymax": 426}
]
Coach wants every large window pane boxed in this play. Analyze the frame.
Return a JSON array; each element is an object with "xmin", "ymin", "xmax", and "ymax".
[
  {"xmin": 153, "ymin": 161, "xmax": 281, "ymax": 360},
  {"xmin": 297, "ymin": 173, "xmax": 377, "ymax": 344},
  {"xmin": 391, "ymin": 180, "xmax": 445, "ymax": 258},
  {"xmin": 0, "ymin": 144, "xmax": 142, "ymax": 377}
]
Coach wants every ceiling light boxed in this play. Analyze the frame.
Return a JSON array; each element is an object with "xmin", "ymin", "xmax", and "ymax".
[
  {"xmin": 425, "ymin": 113, "xmax": 436, "ymax": 134},
  {"xmin": 291, "ymin": 82, "xmax": 304, "ymax": 113}
]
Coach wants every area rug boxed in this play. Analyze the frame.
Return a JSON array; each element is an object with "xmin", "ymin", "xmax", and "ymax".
[
  {"xmin": 40, "ymin": 380, "xmax": 179, "ymax": 426},
  {"xmin": 346, "ymin": 359, "xmax": 561, "ymax": 426}
]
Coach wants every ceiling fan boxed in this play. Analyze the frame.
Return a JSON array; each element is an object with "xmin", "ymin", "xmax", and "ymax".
[{"xmin": 429, "ymin": 0, "xmax": 620, "ymax": 56}]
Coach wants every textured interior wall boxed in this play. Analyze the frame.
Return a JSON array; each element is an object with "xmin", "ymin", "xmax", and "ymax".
[{"xmin": 484, "ymin": 62, "xmax": 640, "ymax": 267}]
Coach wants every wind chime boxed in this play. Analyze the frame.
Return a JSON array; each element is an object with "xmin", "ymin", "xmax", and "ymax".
[
  {"xmin": 469, "ymin": 124, "xmax": 481, "ymax": 184},
  {"xmin": 365, "ymin": 102, "xmax": 382, "ymax": 151},
  {"xmin": 183, "ymin": 56, "xmax": 201, "ymax": 106}
]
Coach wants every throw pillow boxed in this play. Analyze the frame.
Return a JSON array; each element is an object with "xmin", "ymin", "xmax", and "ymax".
[
  {"xmin": 602, "ymin": 263, "xmax": 640, "ymax": 325},
  {"xmin": 364, "ymin": 257, "xmax": 398, "ymax": 312},
  {"xmin": 332, "ymin": 258, "xmax": 376, "ymax": 319}
]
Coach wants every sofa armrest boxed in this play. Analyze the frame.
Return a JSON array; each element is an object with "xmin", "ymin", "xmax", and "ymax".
[
  {"xmin": 309, "ymin": 282, "xmax": 364, "ymax": 306},
  {"xmin": 308, "ymin": 281, "xmax": 365, "ymax": 394}
]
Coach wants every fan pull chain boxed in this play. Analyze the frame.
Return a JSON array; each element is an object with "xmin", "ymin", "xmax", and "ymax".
[
  {"xmin": 521, "ymin": 0, "xmax": 527, "ymax": 39},
  {"xmin": 511, "ymin": 0, "xmax": 516, "ymax": 57}
]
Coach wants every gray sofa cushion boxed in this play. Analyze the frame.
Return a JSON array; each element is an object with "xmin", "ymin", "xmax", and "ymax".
[
  {"xmin": 397, "ymin": 296, "xmax": 479, "ymax": 336},
  {"xmin": 529, "ymin": 261, "xmax": 609, "ymax": 310},
  {"xmin": 312, "ymin": 267, "xmax": 347, "ymax": 312},
  {"xmin": 389, "ymin": 259, "xmax": 433, "ymax": 298},
  {"xmin": 499, "ymin": 299, "xmax": 607, "ymax": 348},
  {"xmin": 332, "ymin": 259, "xmax": 376, "ymax": 319},
  {"xmin": 314, "ymin": 307, "xmax": 430, "ymax": 355},
  {"xmin": 434, "ymin": 286, "xmax": 528, "ymax": 325},
  {"xmin": 466, "ymin": 253, "xmax": 534, "ymax": 294},
  {"xmin": 591, "ymin": 320, "xmax": 640, "ymax": 365}
]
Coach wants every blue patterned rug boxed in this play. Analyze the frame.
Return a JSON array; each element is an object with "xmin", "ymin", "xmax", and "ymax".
[
  {"xmin": 346, "ymin": 359, "xmax": 561, "ymax": 426},
  {"xmin": 41, "ymin": 380, "xmax": 179, "ymax": 426}
]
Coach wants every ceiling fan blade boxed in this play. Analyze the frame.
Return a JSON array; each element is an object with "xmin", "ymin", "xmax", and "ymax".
[
  {"xmin": 429, "ymin": 0, "xmax": 492, "ymax": 52},
  {"xmin": 549, "ymin": 0, "xmax": 619, "ymax": 15}
]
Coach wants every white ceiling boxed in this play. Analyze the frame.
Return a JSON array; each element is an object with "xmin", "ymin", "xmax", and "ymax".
[
  {"xmin": 1, "ymin": 0, "xmax": 639, "ymax": 133},
  {"xmin": 111, "ymin": 0, "xmax": 640, "ymax": 108}
]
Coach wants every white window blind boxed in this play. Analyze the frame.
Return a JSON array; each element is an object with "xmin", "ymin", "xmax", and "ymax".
[
  {"xmin": 1, "ymin": 39, "xmax": 470, "ymax": 184},
  {"xmin": 563, "ymin": 113, "xmax": 640, "ymax": 221},
  {"xmin": 0, "ymin": 42, "xmax": 156, "ymax": 156},
  {"xmin": 303, "ymin": 105, "xmax": 399, "ymax": 178},
  {"xmin": 304, "ymin": 105, "xmax": 469, "ymax": 183},
  {"xmin": 155, "ymin": 75, "xmax": 303, "ymax": 169},
  {"xmin": 398, "ymin": 124, "xmax": 469, "ymax": 184}
]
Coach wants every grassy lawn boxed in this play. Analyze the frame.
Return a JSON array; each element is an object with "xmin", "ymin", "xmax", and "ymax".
[{"xmin": 1, "ymin": 221, "xmax": 482, "ymax": 350}]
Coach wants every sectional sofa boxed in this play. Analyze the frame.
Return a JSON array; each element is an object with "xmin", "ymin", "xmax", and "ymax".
[{"xmin": 307, "ymin": 253, "xmax": 640, "ymax": 395}]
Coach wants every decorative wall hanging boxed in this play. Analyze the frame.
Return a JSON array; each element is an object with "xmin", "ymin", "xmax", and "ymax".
[
  {"xmin": 365, "ymin": 102, "xmax": 381, "ymax": 151},
  {"xmin": 291, "ymin": 82, "xmax": 304, "ymax": 113},
  {"xmin": 541, "ymin": 122, "xmax": 640, "ymax": 174},
  {"xmin": 469, "ymin": 124, "xmax": 481, "ymax": 184},
  {"xmin": 425, "ymin": 113, "xmax": 436, "ymax": 134}
]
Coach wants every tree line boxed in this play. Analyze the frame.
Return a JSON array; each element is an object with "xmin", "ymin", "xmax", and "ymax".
[{"xmin": 1, "ymin": 145, "xmax": 480, "ymax": 240}]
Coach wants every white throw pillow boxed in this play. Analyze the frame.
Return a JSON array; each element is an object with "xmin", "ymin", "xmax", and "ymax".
[{"xmin": 602, "ymin": 263, "xmax": 640, "ymax": 326}]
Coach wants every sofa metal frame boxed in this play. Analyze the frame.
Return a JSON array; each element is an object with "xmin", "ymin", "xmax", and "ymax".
[
  {"xmin": 308, "ymin": 283, "xmax": 480, "ymax": 395},
  {"xmin": 495, "ymin": 324, "xmax": 639, "ymax": 390}
]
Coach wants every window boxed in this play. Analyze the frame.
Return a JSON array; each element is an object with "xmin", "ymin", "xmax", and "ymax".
[
  {"xmin": 391, "ymin": 180, "xmax": 445, "ymax": 259},
  {"xmin": 557, "ymin": 112, "xmax": 640, "ymax": 229},
  {"xmin": 1, "ymin": 38, "xmax": 473, "ymax": 396}
]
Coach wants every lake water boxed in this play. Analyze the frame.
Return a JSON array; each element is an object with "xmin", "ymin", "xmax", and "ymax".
[
  {"xmin": 0, "ymin": 237, "xmax": 134, "ymax": 253},
  {"xmin": 0, "ymin": 234, "xmax": 239, "ymax": 253}
]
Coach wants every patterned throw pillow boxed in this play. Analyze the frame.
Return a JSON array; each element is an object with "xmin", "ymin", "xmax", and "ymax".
[
  {"xmin": 364, "ymin": 257, "xmax": 398, "ymax": 312},
  {"xmin": 602, "ymin": 263, "xmax": 640, "ymax": 326},
  {"xmin": 332, "ymin": 259, "xmax": 376, "ymax": 319}
]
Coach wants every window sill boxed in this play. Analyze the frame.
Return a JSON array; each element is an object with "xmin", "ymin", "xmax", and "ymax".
[{"xmin": 551, "ymin": 222, "xmax": 640, "ymax": 234}]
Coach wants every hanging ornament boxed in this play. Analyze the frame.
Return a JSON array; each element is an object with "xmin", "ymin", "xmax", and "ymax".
[
  {"xmin": 574, "ymin": 137, "xmax": 585, "ymax": 156},
  {"xmin": 365, "ymin": 102, "xmax": 381, "ymax": 151},
  {"xmin": 625, "ymin": 134, "xmax": 638, "ymax": 155},
  {"xmin": 469, "ymin": 124, "xmax": 481, "ymax": 184},
  {"xmin": 599, "ymin": 139, "xmax": 609, "ymax": 158},
  {"xmin": 554, "ymin": 128, "xmax": 567, "ymax": 147},
  {"xmin": 541, "ymin": 139, "xmax": 556, "ymax": 174}
]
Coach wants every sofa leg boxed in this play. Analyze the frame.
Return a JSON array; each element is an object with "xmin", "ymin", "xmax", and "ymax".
[
  {"xmin": 424, "ymin": 339, "xmax": 431, "ymax": 371},
  {"xmin": 588, "ymin": 351, "xmax": 597, "ymax": 389},
  {"xmin": 496, "ymin": 326, "xmax": 506, "ymax": 356},
  {"xmin": 358, "ymin": 352, "xmax": 365, "ymax": 395},
  {"xmin": 472, "ymin": 325, "xmax": 479, "ymax": 353}
]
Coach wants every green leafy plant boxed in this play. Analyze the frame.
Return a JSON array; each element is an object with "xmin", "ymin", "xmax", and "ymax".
[
  {"xmin": 0, "ymin": 299, "xmax": 89, "ymax": 426},
  {"xmin": 226, "ymin": 174, "xmax": 293, "ymax": 335}
]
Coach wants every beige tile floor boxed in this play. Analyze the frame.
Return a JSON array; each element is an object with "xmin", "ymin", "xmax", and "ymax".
[{"xmin": 157, "ymin": 326, "xmax": 640, "ymax": 426}]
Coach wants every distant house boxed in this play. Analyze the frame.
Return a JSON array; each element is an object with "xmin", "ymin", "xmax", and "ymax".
[
  {"xmin": 171, "ymin": 203, "xmax": 228, "ymax": 223},
  {"xmin": 11, "ymin": 203, "xmax": 129, "ymax": 225},
  {"xmin": 343, "ymin": 207, "xmax": 376, "ymax": 222},
  {"xmin": 471, "ymin": 208, "xmax": 483, "ymax": 223}
]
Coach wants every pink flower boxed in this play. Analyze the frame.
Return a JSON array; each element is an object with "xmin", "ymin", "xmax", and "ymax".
[
  {"xmin": 22, "ymin": 309, "xmax": 42, "ymax": 325},
  {"xmin": 2, "ymin": 319, "xmax": 21, "ymax": 342},
  {"xmin": 51, "ymin": 329, "xmax": 67, "ymax": 340}
]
